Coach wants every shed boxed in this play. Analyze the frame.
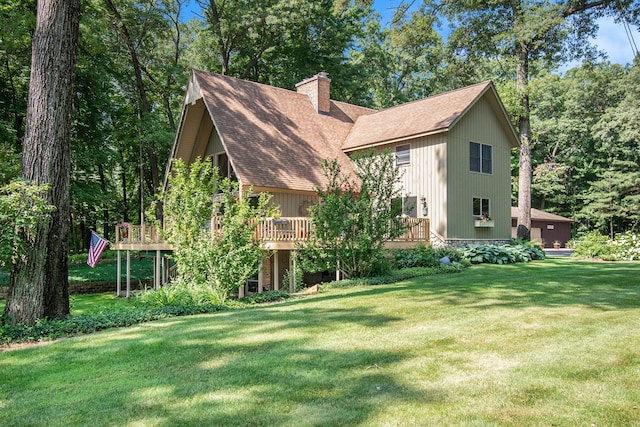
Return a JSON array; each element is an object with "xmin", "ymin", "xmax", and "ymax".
[{"xmin": 511, "ymin": 207, "xmax": 572, "ymax": 248}]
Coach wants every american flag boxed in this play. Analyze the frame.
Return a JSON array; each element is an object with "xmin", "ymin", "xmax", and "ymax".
[{"xmin": 87, "ymin": 231, "xmax": 109, "ymax": 268}]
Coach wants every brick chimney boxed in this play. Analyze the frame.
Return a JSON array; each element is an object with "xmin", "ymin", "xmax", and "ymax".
[{"xmin": 295, "ymin": 72, "xmax": 331, "ymax": 114}]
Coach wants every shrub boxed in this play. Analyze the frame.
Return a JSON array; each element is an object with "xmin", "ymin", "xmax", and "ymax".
[
  {"xmin": 609, "ymin": 233, "xmax": 640, "ymax": 261},
  {"xmin": 460, "ymin": 243, "xmax": 545, "ymax": 264},
  {"xmin": 393, "ymin": 244, "xmax": 463, "ymax": 269},
  {"xmin": 240, "ymin": 290, "xmax": 290, "ymax": 304},
  {"xmin": 321, "ymin": 263, "xmax": 466, "ymax": 289},
  {"xmin": 572, "ymin": 232, "xmax": 640, "ymax": 261},
  {"xmin": 572, "ymin": 231, "xmax": 615, "ymax": 259},
  {"xmin": 0, "ymin": 303, "xmax": 225, "ymax": 345}
]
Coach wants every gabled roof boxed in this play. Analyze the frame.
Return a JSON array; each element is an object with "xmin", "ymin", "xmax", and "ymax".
[
  {"xmin": 342, "ymin": 81, "xmax": 519, "ymax": 151},
  {"xmin": 511, "ymin": 207, "xmax": 573, "ymax": 222},
  {"xmin": 168, "ymin": 70, "xmax": 519, "ymax": 193},
  {"xmin": 172, "ymin": 69, "xmax": 372, "ymax": 193}
]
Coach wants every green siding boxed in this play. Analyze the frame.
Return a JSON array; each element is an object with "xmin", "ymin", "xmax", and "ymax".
[
  {"xmin": 446, "ymin": 97, "xmax": 514, "ymax": 240},
  {"xmin": 205, "ymin": 128, "xmax": 224, "ymax": 157}
]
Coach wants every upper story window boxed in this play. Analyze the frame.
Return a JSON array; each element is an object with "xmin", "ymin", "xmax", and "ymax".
[
  {"xmin": 470, "ymin": 142, "xmax": 492, "ymax": 174},
  {"xmin": 396, "ymin": 144, "xmax": 410, "ymax": 166},
  {"xmin": 216, "ymin": 152, "xmax": 236, "ymax": 181}
]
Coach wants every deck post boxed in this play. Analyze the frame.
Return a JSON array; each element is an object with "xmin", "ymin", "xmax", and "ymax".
[
  {"xmin": 155, "ymin": 249, "xmax": 161, "ymax": 290},
  {"xmin": 273, "ymin": 251, "xmax": 279, "ymax": 290},
  {"xmin": 162, "ymin": 256, "xmax": 168, "ymax": 284},
  {"xmin": 290, "ymin": 251, "xmax": 296, "ymax": 293},
  {"xmin": 258, "ymin": 265, "xmax": 263, "ymax": 293},
  {"xmin": 126, "ymin": 250, "xmax": 131, "ymax": 298},
  {"xmin": 336, "ymin": 261, "xmax": 340, "ymax": 282},
  {"xmin": 117, "ymin": 250, "xmax": 121, "ymax": 297}
]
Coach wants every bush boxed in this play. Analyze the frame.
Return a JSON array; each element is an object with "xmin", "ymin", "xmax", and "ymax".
[
  {"xmin": 572, "ymin": 231, "xmax": 615, "ymax": 259},
  {"xmin": 609, "ymin": 233, "xmax": 640, "ymax": 261},
  {"xmin": 321, "ymin": 263, "xmax": 466, "ymax": 289},
  {"xmin": 393, "ymin": 244, "xmax": 464, "ymax": 269},
  {"xmin": 572, "ymin": 232, "xmax": 640, "ymax": 261},
  {"xmin": 460, "ymin": 243, "xmax": 545, "ymax": 264},
  {"xmin": 0, "ymin": 303, "xmax": 225, "ymax": 345},
  {"xmin": 240, "ymin": 290, "xmax": 290, "ymax": 304}
]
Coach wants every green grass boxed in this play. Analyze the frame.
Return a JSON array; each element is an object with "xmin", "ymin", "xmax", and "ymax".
[
  {"xmin": 1, "ymin": 258, "xmax": 639, "ymax": 426},
  {"xmin": 0, "ymin": 252, "xmax": 155, "ymax": 286}
]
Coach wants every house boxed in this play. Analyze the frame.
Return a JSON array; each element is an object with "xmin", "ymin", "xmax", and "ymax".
[
  {"xmin": 114, "ymin": 70, "xmax": 518, "ymax": 295},
  {"xmin": 511, "ymin": 207, "xmax": 572, "ymax": 248}
]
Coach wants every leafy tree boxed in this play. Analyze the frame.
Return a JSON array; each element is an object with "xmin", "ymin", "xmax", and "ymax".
[
  {"xmin": 5, "ymin": 0, "xmax": 81, "ymax": 326},
  {"xmin": 190, "ymin": 0, "xmax": 375, "ymax": 101},
  {"xmin": 425, "ymin": 0, "xmax": 640, "ymax": 240},
  {"xmin": 585, "ymin": 61, "xmax": 640, "ymax": 236},
  {"xmin": 158, "ymin": 158, "xmax": 274, "ymax": 303},
  {"xmin": 346, "ymin": 3, "xmax": 446, "ymax": 108},
  {"xmin": 98, "ymin": 0, "xmax": 187, "ymax": 223},
  {"xmin": 0, "ymin": 181, "xmax": 55, "ymax": 270},
  {"xmin": 526, "ymin": 62, "xmax": 628, "ymax": 226},
  {"xmin": 0, "ymin": 0, "xmax": 34, "ymax": 150},
  {"xmin": 0, "ymin": 143, "xmax": 21, "ymax": 185},
  {"xmin": 299, "ymin": 150, "xmax": 407, "ymax": 278}
]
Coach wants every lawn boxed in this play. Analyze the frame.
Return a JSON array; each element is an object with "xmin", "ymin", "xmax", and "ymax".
[
  {"xmin": 1, "ymin": 258, "xmax": 639, "ymax": 426},
  {"xmin": 0, "ymin": 251, "xmax": 155, "ymax": 286}
]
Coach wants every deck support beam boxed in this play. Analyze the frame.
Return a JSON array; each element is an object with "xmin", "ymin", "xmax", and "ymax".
[
  {"xmin": 155, "ymin": 249, "xmax": 161, "ymax": 290},
  {"xmin": 117, "ymin": 250, "xmax": 121, "ymax": 296},
  {"xmin": 126, "ymin": 250, "xmax": 131, "ymax": 298},
  {"xmin": 273, "ymin": 251, "xmax": 279, "ymax": 290},
  {"xmin": 289, "ymin": 251, "xmax": 296, "ymax": 293}
]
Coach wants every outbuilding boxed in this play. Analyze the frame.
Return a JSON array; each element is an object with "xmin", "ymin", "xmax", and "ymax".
[{"xmin": 511, "ymin": 207, "xmax": 572, "ymax": 248}]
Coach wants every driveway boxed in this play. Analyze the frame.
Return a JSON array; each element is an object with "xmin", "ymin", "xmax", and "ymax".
[{"xmin": 544, "ymin": 248, "xmax": 574, "ymax": 257}]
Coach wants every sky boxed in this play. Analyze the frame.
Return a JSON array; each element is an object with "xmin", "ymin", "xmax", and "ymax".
[{"xmin": 372, "ymin": 0, "xmax": 639, "ymax": 67}]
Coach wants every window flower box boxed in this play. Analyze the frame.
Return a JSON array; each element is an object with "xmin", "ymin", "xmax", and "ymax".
[{"xmin": 474, "ymin": 219, "xmax": 494, "ymax": 228}]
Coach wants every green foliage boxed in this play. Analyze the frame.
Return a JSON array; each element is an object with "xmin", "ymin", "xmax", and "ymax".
[
  {"xmin": 239, "ymin": 290, "xmax": 290, "ymax": 305},
  {"xmin": 0, "ymin": 303, "xmax": 224, "ymax": 345},
  {"xmin": 321, "ymin": 263, "xmax": 466, "ymax": 289},
  {"xmin": 158, "ymin": 158, "xmax": 275, "ymax": 303},
  {"xmin": 460, "ymin": 243, "xmax": 545, "ymax": 265},
  {"xmin": 298, "ymin": 150, "xmax": 407, "ymax": 278},
  {"xmin": 572, "ymin": 231, "xmax": 614, "ymax": 259},
  {"xmin": 0, "ymin": 180, "xmax": 55, "ymax": 269},
  {"xmin": 393, "ymin": 243, "xmax": 464, "ymax": 269},
  {"xmin": 0, "ymin": 286, "xmax": 291, "ymax": 344},
  {"xmin": 572, "ymin": 231, "xmax": 640, "ymax": 261},
  {"xmin": 0, "ymin": 144, "xmax": 21, "ymax": 185},
  {"xmin": 608, "ymin": 233, "xmax": 640, "ymax": 261},
  {"xmin": 282, "ymin": 267, "xmax": 304, "ymax": 293}
]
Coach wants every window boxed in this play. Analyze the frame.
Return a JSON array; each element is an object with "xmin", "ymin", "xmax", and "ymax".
[
  {"xmin": 396, "ymin": 144, "xmax": 410, "ymax": 166},
  {"xmin": 473, "ymin": 197, "xmax": 490, "ymax": 219},
  {"xmin": 216, "ymin": 152, "xmax": 236, "ymax": 180},
  {"xmin": 391, "ymin": 195, "xmax": 417, "ymax": 218},
  {"xmin": 470, "ymin": 142, "xmax": 492, "ymax": 174}
]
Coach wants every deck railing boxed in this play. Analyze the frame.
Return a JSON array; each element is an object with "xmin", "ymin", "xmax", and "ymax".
[
  {"xmin": 114, "ymin": 217, "xmax": 429, "ymax": 247},
  {"xmin": 115, "ymin": 224, "xmax": 164, "ymax": 245}
]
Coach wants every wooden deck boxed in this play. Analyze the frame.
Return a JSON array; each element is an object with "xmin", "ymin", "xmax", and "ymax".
[{"xmin": 113, "ymin": 217, "xmax": 430, "ymax": 251}]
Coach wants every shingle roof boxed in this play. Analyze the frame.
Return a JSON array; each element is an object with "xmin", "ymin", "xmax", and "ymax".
[
  {"xmin": 192, "ymin": 70, "xmax": 373, "ymax": 193},
  {"xmin": 172, "ymin": 71, "xmax": 518, "ymax": 193},
  {"xmin": 511, "ymin": 207, "xmax": 573, "ymax": 222},
  {"xmin": 342, "ymin": 81, "xmax": 496, "ymax": 151}
]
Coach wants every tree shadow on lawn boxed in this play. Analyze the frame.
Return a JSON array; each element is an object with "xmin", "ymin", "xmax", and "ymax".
[
  {"xmin": 283, "ymin": 259, "xmax": 640, "ymax": 312},
  {"xmin": 403, "ymin": 259, "xmax": 640, "ymax": 311},
  {"xmin": 0, "ymin": 304, "xmax": 447, "ymax": 426}
]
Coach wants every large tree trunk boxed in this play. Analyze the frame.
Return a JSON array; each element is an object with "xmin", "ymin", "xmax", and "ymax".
[
  {"xmin": 516, "ymin": 44, "xmax": 532, "ymax": 241},
  {"xmin": 4, "ymin": 0, "xmax": 81, "ymax": 326}
]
